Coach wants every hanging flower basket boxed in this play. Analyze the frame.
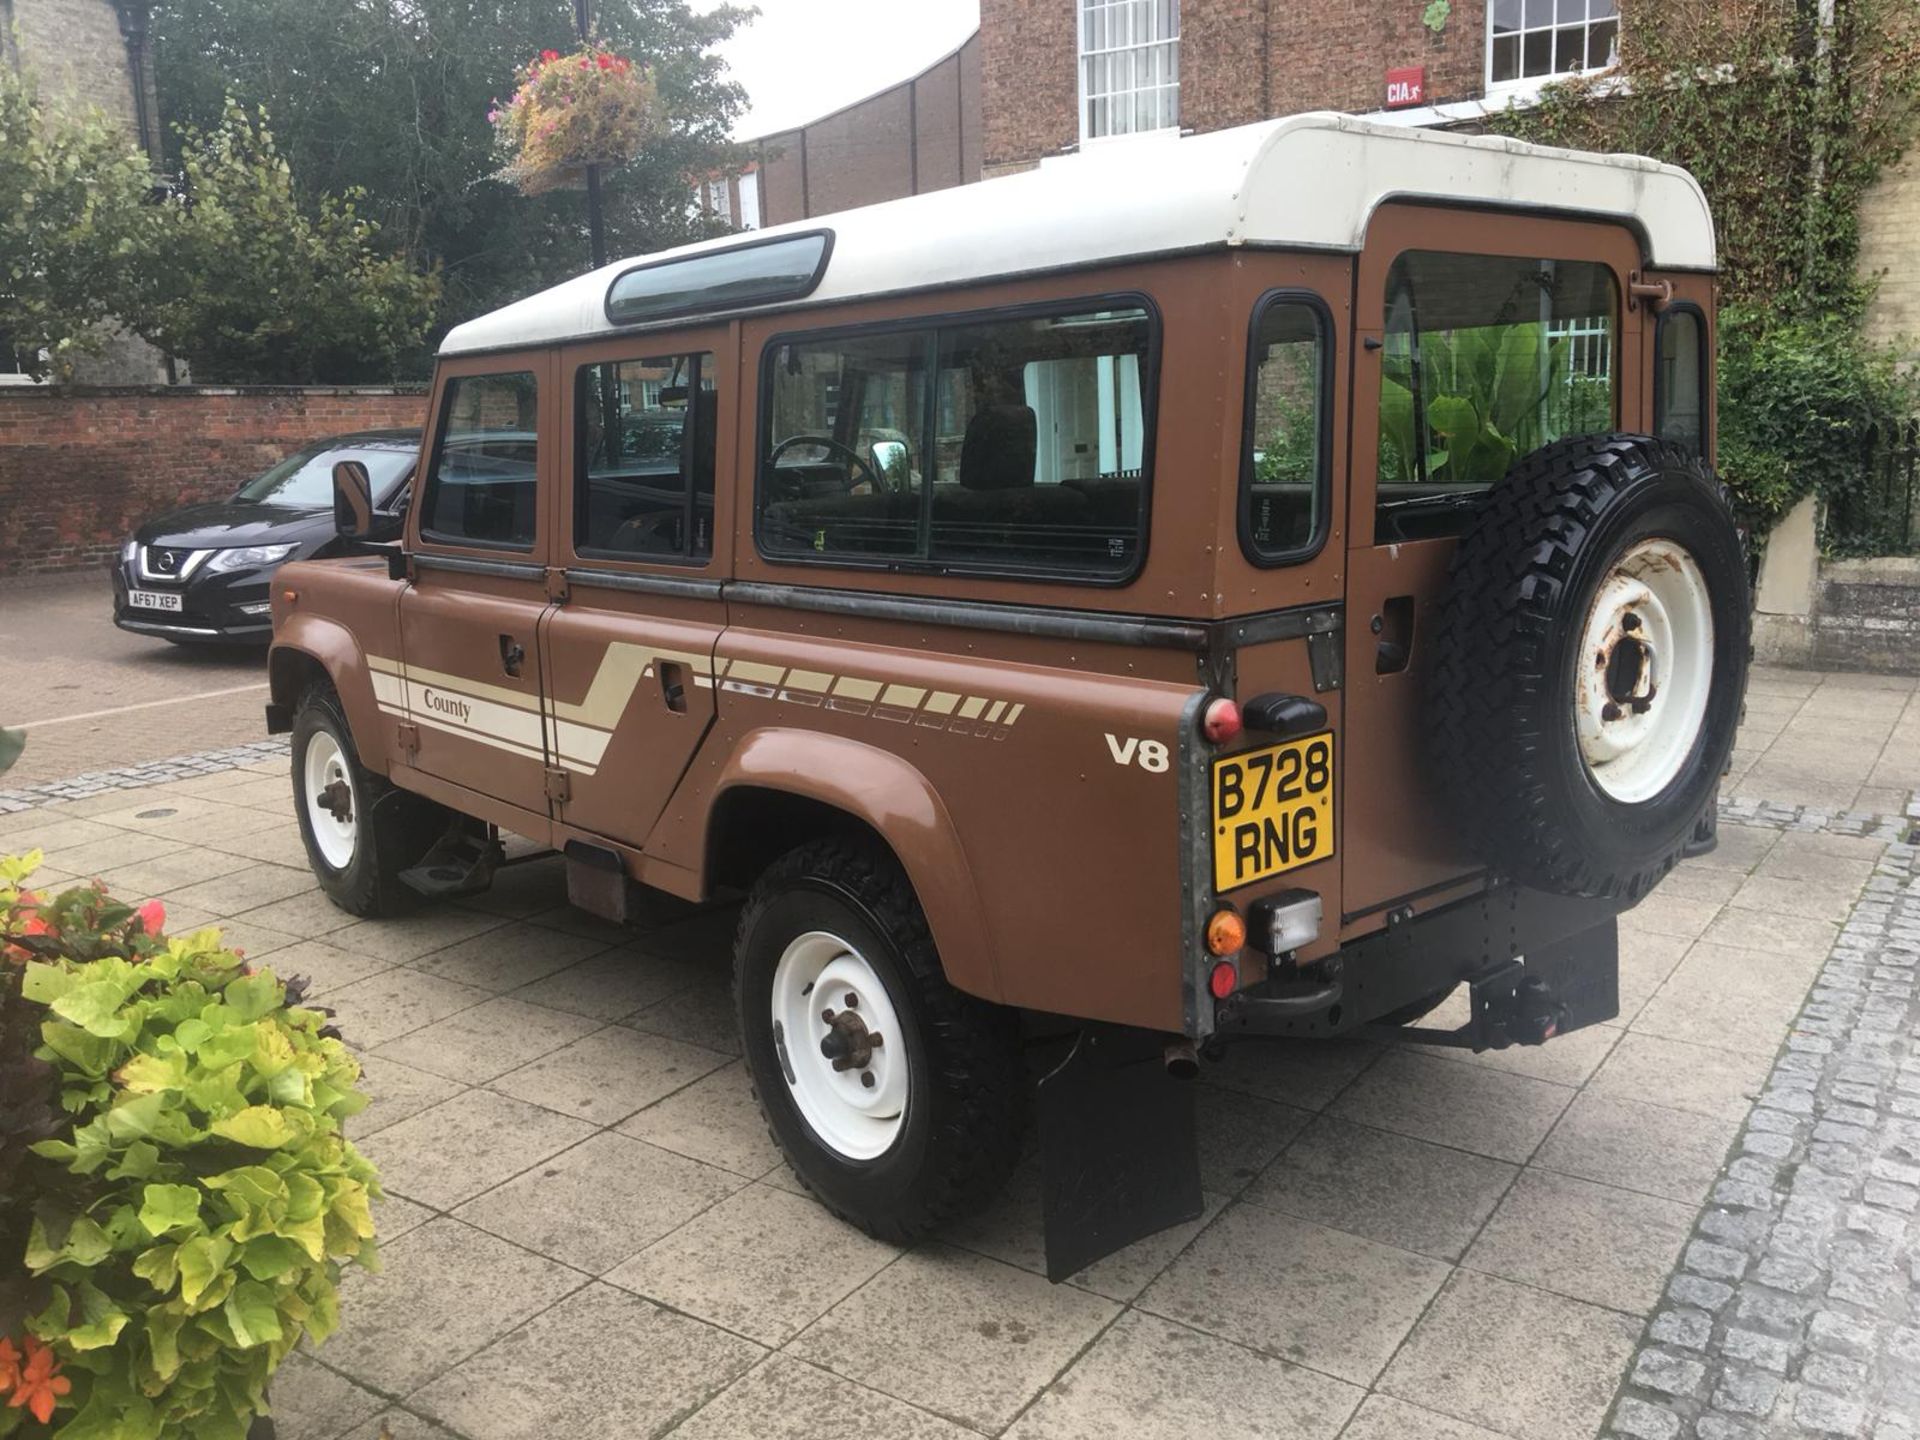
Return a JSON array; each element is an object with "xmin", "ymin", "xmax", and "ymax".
[{"xmin": 490, "ymin": 45, "xmax": 658, "ymax": 197}]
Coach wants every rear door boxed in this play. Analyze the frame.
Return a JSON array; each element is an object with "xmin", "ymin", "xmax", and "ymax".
[
  {"xmin": 1340, "ymin": 205, "xmax": 1646, "ymax": 927},
  {"xmin": 396, "ymin": 354, "xmax": 559, "ymax": 822},
  {"xmin": 542, "ymin": 329, "xmax": 732, "ymax": 848}
]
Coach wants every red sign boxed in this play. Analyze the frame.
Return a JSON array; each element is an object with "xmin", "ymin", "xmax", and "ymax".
[{"xmin": 1385, "ymin": 66, "xmax": 1426, "ymax": 109}]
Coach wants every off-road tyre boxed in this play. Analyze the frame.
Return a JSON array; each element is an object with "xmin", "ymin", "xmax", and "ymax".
[
  {"xmin": 1429, "ymin": 434, "xmax": 1748, "ymax": 901},
  {"xmin": 290, "ymin": 683, "xmax": 447, "ymax": 917},
  {"xmin": 735, "ymin": 837, "xmax": 1025, "ymax": 1242}
]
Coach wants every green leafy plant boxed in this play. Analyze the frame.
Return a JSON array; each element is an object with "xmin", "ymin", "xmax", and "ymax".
[
  {"xmin": 129, "ymin": 102, "xmax": 441, "ymax": 385},
  {"xmin": 0, "ymin": 854, "xmax": 380, "ymax": 1439},
  {"xmin": 0, "ymin": 66, "xmax": 160, "ymax": 381},
  {"xmin": 1422, "ymin": 1, "xmax": 1451, "ymax": 35}
]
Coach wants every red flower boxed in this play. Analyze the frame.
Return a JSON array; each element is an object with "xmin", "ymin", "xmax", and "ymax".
[
  {"xmin": 540, "ymin": 48, "xmax": 559, "ymax": 61},
  {"xmin": 7, "ymin": 1338, "xmax": 69, "ymax": 1425},
  {"xmin": 0, "ymin": 1338, "xmax": 20, "ymax": 1395},
  {"xmin": 20, "ymin": 910, "xmax": 51, "ymax": 937},
  {"xmin": 597, "ymin": 53, "xmax": 613, "ymax": 68},
  {"xmin": 134, "ymin": 899, "xmax": 166, "ymax": 935}
]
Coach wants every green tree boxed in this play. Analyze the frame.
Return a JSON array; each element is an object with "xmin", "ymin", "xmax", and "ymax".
[
  {"xmin": 0, "ymin": 67, "xmax": 158, "ymax": 381},
  {"xmin": 149, "ymin": 0, "xmax": 753, "ymax": 354},
  {"xmin": 130, "ymin": 104, "xmax": 440, "ymax": 384}
]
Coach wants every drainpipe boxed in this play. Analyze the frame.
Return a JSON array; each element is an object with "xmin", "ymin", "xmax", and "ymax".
[
  {"xmin": 1802, "ymin": 0, "xmax": 1837, "ymax": 299},
  {"xmin": 113, "ymin": 1, "xmax": 162, "ymax": 167}
]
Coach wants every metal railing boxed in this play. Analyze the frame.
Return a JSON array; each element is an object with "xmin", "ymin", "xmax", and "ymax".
[{"xmin": 1826, "ymin": 416, "xmax": 1920, "ymax": 556}]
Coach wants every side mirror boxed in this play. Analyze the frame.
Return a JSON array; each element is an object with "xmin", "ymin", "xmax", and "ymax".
[
  {"xmin": 332, "ymin": 460, "xmax": 376, "ymax": 539},
  {"xmin": 870, "ymin": 439, "xmax": 908, "ymax": 479}
]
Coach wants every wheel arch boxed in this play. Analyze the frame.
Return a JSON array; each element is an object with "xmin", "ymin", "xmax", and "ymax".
[
  {"xmin": 270, "ymin": 615, "xmax": 391, "ymax": 774},
  {"xmin": 702, "ymin": 729, "xmax": 1002, "ymax": 1005}
]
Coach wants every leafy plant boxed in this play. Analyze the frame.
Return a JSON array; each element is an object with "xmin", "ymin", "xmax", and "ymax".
[
  {"xmin": 491, "ymin": 44, "xmax": 660, "ymax": 196},
  {"xmin": 0, "ymin": 854, "xmax": 380, "ymax": 1439},
  {"xmin": 0, "ymin": 67, "xmax": 160, "ymax": 381},
  {"xmin": 1422, "ymin": 1, "xmax": 1451, "ymax": 35},
  {"xmin": 130, "ymin": 103, "xmax": 440, "ymax": 384}
]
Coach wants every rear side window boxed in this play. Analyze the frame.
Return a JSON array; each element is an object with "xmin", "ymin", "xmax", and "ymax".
[
  {"xmin": 757, "ymin": 301, "xmax": 1155, "ymax": 579},
  {"xmin": 1656, "ymin": 306, "xmax": 1707, "ymax": 456},
  {"xmin": 420, "ymin": 371, "xmax": 539, "ymax": 549},
  {"xmin": 575, "ymin": 353, "xmax": 716, "ymax": 562},
  {"xmin": 1242, "ymin": 294, "xmax": 1331, "ymax": 563},
  {"xmin": 1377, "ymin": 252, "xmax": 1618, "ymax": 542}
]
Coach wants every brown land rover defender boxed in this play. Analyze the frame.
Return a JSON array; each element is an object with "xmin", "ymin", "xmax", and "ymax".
[{"xmin": 269, "ymin": 113, "xmax": 1746, "ymax": 1277}]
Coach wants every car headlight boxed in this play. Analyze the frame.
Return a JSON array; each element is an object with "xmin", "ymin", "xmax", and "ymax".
[
  {"xmin": 121, "ymin": 539, "xmax": 139, "ymax": 565},
  {"xmin": 205, "ymin": 544, "xmax": 298, "ymax": 573}
]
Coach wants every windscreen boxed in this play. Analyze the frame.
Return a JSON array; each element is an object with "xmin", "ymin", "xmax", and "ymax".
[{"xmin": 235, "ymin": 446, "xmax": 414, "ymax": 508}]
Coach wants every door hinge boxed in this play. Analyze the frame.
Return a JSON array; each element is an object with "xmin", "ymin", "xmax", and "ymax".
[
  {"xmin": 395, "ymin": 721, "xmax": 420, "ymax": 758},
  {"xmin": 545, "ymin": 567, "xmax": 570, "ymax": 603},
  {"xmin": 544, "ymin": 767, "xmax": 572, "ymax": 804}
]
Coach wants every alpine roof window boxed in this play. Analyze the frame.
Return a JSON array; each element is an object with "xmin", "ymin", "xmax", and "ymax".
[
  {"xmin": 757, "ymin": 301, "xmax": 1156, "ymax": 581},
  {"xmin": 605, "ymin": 232, "xmax": 830, "ymax": 327}
]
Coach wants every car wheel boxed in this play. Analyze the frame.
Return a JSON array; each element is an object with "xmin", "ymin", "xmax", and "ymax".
[
  {"xmin": 1429, "ymin": 434, "xmax": 1750, "ymax": 901},
  {"xmin": 735, "ymin": 837, "xmax": 1025, "ymax": 1242},
  {"xmin": 291, "ymin": 683, "xmax": 446, "ymax": 917}
]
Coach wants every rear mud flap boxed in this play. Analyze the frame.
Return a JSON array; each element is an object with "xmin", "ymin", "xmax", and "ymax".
[
  {"xmin": 1036, "ymin": 1025, "xmax": 1203, "ymax": 1283},
  {"xmin": 1396, "ymin": 916, "xmax": 1621, "ymax": 1051}
]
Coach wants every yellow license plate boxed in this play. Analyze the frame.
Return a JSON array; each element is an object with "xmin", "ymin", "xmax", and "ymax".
[{"xmin": 1211, "ymin": 733, "xmax": 1335, "ymax": 892}]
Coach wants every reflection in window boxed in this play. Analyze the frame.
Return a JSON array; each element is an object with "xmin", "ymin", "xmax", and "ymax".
[
  {"xmin": 759, "ymin": 306, "xmax": 1153, "ymax": 576},
  {"xmin": 1377, "ymin": 251, "xmax": 1616, "ymax": 541},
  {"xmin": 1243, "ymin": 299, "xmax": 1327, "ymax": 561},
  {"xmin": 1656, "ymin": 309, "xmax": 1706, "ymax": 456},
  {"xmin": 420, "ymin": 372, "xmax": 539, "ymax": 549},
  {"xmin": 575, "ymin": 353, "xmax": 716, "ymax": 561},
  {"xmin": 1489, "ymin": 0, "xmax": 1618, "ymax": 87}
]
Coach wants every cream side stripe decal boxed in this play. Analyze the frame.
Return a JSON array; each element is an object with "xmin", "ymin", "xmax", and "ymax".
[{"xmin": 369, "ymin": 643, "xmax": 1025, "ymax": 777}]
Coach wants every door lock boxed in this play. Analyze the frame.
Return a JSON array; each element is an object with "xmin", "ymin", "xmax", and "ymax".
[
  {"xmin": 499, "ymin": 635, "xmax": 525, "ymax": 677},
  {"xmin": 659, "ymin": 660, "xmax": 689, "ymax": 713}
]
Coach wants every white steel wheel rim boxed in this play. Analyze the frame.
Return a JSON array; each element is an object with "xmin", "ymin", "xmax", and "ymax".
[
  {"xmin": 771, "ymin": 930, "xmax": 908, "ymax": 1161},
  {"xmin": 1574, "ymin": 537, "xmax": 1716, "ymax": 804},
  {"xmin": 303, "ymin": 731, "xmax": 358, "ymax": 870}
]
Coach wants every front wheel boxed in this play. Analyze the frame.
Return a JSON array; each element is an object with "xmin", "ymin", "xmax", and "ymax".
[
  {"xmin": 290, "ymin": 685, "xmax": 446, "ymax": 917},
  {"xmin": 735, "ymin": 837, "xmax": 1024, "ymax": 1242}
]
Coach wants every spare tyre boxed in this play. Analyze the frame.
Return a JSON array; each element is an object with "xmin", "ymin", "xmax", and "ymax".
[{"xmin": 1428, "ymin": 434, "xmax": 1748, "ymax": 901}]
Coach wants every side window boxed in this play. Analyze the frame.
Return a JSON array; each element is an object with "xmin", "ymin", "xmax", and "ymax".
[
  {"xmin": 1377, "ymin": 251, "xmax": 1617, "ymax": 542},
  {"xmin": 1242, "ymin": 295, "xmax": 1329, "ymax": 563},
  {"xmin": 1656, "ymin": 307, "xmax": 1706, "ymax": 456},
  {"xmin": 758, "ymin": 302, "xmax": 1153, "ymax": 578},
  {"xmin": 420, "ymin": 371, "xmax": 539, "ymax": 550},
  {"xmin": 575, "ymin": 352, "xmax": 717, "ymax": 561}
]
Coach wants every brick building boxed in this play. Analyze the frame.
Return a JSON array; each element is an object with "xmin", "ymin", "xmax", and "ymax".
[{"xmin": 743, "ymin": 34, "xmax": 984, "ymax": 228}]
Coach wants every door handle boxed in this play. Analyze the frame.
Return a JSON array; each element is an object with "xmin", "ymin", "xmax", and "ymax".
[
  {"xmin": 499, "ymin": 634, "xmax": 525, "ymax": 678},
  {"xmin": 1373, "ymin": 596, "xmax": 1414, "ymax": 675},
  {"xmin": 659, "ymin": 661, "xmax": 689, "ymax": 713}
]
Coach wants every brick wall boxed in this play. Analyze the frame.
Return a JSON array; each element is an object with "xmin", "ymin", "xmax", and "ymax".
[
  {"xmin": 6, "ymin": 0, "xmax": 142, "ymax": 145},
  {"xmin": 1268, "ymin": 0, "xmax": 1484, "ymax": 113},
  {"xmin": 0, "ymin": 386, "xmax": 427, "ymax": 580},
  {"xmin": 752, "ymin": 35, "xmax": 983, "ymax": 226},
  {"xmin": 981, "ymin": 0, "xmax": 1078, "ymax": 173}
]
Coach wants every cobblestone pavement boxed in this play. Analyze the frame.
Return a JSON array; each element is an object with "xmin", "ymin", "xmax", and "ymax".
[
  {"xmin": 0, "ymin": 574, "xmax": 268, "ymax": 786},
  {"xmin": 1609, "ymin": 836, "xmax": 1920, "ymax": 1440},
  {"xmin": 0, "ymin": 665, "xmax": 1911, "ymax": 1440}
]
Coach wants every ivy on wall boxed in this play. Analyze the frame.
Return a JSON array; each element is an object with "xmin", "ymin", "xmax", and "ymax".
[{"xmin": 1493, "ymin": 0, "xmax": 1920, "ymax": 543}]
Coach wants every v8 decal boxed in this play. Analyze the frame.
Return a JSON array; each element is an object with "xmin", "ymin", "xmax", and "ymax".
[{"xmin": 1105, "ymin": 734, "xmax": 1170, "ymax": 772}]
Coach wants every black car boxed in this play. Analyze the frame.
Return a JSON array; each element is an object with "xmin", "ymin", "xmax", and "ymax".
[{"xmin": 112, "ymin": 430, "xmax": 419, "ymax": 644}]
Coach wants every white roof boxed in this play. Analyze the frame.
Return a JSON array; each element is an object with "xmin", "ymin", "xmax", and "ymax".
[{"xmin": 441, "ymin": 110, "xmax": 1715, "ymax": 356}]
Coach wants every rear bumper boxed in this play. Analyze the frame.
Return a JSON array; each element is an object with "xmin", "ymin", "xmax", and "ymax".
[{"xmin": 1216, "ymin": 880, "xmax": 1625, "ymax": 1042}]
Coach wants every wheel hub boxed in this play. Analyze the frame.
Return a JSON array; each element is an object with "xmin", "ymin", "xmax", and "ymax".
[
  {"xmin": 319, "ymin": 778, "xmax": 354, "ymax": 824},
  {"xmin": 819, "ymin": 999, "xmax": 885, "ymax": 1078},
  {"xmin": 1574, "ymin": 538, "xmax": 1715, "ymax": 804},
  {"xmin": 770, "ymin": 932, "xmax": 909, "ymax": 1159}
]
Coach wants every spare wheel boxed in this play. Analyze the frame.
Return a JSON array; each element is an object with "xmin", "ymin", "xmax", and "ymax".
[{"xmin": 1428, "ymin": 434, "xmax": 1749, "ymax": 901}]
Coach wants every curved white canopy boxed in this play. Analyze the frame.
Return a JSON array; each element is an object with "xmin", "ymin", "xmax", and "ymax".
[{"xmin": 441, "ymin": 110, "xmax": 1715, "ymax": 356}]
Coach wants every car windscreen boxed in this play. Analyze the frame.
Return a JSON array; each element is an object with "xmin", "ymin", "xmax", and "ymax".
[{"xmin": 234, "ymin": 446, "xmax": 415, "ymax": 508}]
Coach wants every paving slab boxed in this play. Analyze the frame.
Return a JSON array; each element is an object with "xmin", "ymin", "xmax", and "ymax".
[
  {"xmin": 489, "ymin": 1023, "xmax": 732, "ymax": 1123},
  {"xmin": 670, "ymin": 1354, "xmax": 976, "ymax": 1440},
  {"xmin": 356, "ymin": 1088, "xmax": 599, "ymax": 1211},
  {"xmin": 1464, "ymin": 1168, "xmax": 1696, "ymax": 1313},
  {"xmin": 1329, "ymin": 1048, "xmax": 1573, "ymax": 1163},
  {"xmin": 411, "ymin": 1282, "xmax": 762, "ymax": 1440},
  {"xmin": 613, "ymin": 1059, "xmax": 783, "ymax": 1179},
  {"xmin": 1006, "ymin": 1309, "xmax": 1361, "ymax": 1440},
  {"xmin": 789, "ymin": 1244, "xmax": 1119, "ymax": 1432}
]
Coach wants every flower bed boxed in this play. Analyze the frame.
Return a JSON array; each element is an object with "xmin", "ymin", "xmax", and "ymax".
[{"xmin": 0, "ymin": 853, "xmax": 380, "ymax": 1438}]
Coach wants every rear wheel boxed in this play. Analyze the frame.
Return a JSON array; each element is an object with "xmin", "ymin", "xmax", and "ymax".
[
  {"xmin": 1429, "ymin": 434, "xmax": 1749, "ymax": 901},
  {"xmin": 290, "ymin": 685, "xmax": 446, "ymax": 916},
  {"xmin": 734, "ymin": 837, "xmax": 1024, "ymax": 1242}
]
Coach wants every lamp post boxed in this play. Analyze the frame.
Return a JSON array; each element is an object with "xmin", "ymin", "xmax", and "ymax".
[{"xmin": 572, "ymin": 0, "xmax": 608, "ymax": 268}]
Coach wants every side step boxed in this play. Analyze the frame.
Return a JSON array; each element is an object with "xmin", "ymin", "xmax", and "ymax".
[{"xmin": 399, "ymin": 821, "xmax": 502, "ymax": 900}]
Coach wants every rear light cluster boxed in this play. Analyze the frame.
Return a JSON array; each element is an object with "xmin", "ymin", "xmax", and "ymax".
[
  {"xmin": 1201, "ymin": 696, "xmax": 1242, "ymax": 744},
  {"xmin": 1206, "ymin": 905, "xmax": 1244, "ymax": 999}
]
